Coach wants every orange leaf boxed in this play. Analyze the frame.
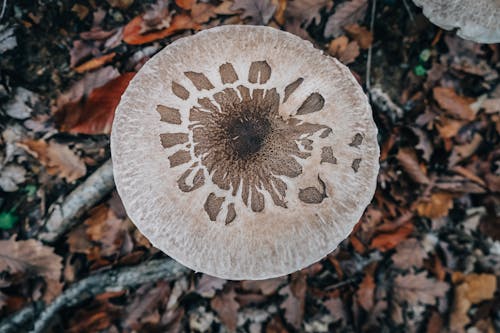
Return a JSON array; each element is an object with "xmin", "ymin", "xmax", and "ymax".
[
  {"xmin": 175, "ymin": 0, "xmax": 195, "ymax": 10},
  {"xmin": 433, "ymin": 87, "xmax": 476, "ymax": 120},
  {"xmin": 370, "ymin": 222, "xmax": 414, "ymax": 251},
  {"xmin": 415, "ymin": 192, "xmax": 453, "ymax": 219},
  {"xmin": 57, "ymin": 72, "xmax": 135, "ymax": 135},
  {"xmin": 356, "ymin": 274, "xmax": 375, "ymax": 311},
  {"xmin": 74, "ymin": 53, "xmax": 116, "ymax": 73},
  {"xmin": 123, "ymin": 14, "xmax": 199, "ymax": 45}
]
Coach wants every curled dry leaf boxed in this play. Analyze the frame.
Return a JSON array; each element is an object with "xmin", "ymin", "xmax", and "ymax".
[
  {"xmin": 0, "ymin": 238, "xmax": 63, "ymax": 303},
  {"xmin": 324, "ymin": 0, "xmax": 368, "ymax": 38},
  {"xmin": 74, "ymin": 53, "xmax": 116, "ymax": 74},
  {"xmin": 210, "ymin": 287, "xmax": 240, "ymax": 332},
  {"xmin": 416, "ymin": 192, "xmax": 454, "ymax": 219},
  {"xmin": 55, "ymin": 72, "xmax": 135, "ymax": 135},
  {"xmin": 328, "ymin": 35, "xmax": 360, "ymax": 65},
  {"xmin": 433, "ymin": 87, "xmax": 476, "ymax": 121},
  {"xmin": 123, "ymin": 14, "xmax": 199, "ymax": 45},
  {"xmin": 18, "ymin": 139, "xmax": 87, "ymax": 183},
  {"xmin": 394, "ymin": 271, "xmax": 449, "ymax": 306},
  {"xmin": 396, "ymin": 147, "xmax": 430, "ymax": 184},
  {"xmin": 279, "ymin": 273, "xmax": 307, "ymax": 329}
]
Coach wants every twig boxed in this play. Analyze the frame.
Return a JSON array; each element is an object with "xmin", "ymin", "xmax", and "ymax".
[
  {"xmin": 402, "ymin": 0, "xmax": 415, "ymax": 22},
  {"xmin": 0, "ymin": 304, "xmax": 37, "ymax": 333},
  {"xmin": 0, "ymin": 0, "xmax": 7, "ymax": 22},
  {"xmin": 37, "ymin": 159, "xmax": 114, "ymax": 243},
  {"xmin": 366, "ymin": 0, "xmax": 377, "ymax": 91},
  {"xmin": 26, "ymin": 258, "xmax": 188, "ymax": 333}
]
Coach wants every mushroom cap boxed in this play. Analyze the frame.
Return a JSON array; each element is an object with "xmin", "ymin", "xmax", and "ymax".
[
  {"xmin": 413, "ymin": 0, "xmax": 500, "ymax": 43},
  {"xmin": 111, "ymin": 25, "xmax": 379, "ymax": 280}
]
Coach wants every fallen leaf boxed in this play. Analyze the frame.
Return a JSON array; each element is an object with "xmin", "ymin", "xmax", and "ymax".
[
  {"xmin": 123, "ymin": 13, "xmax": 198, "ymax": 45},
  {"xmin": 85, "ymin": 205, "xmax": 129, "ymax": 257},
  {"xmin": 0, "ymin": 164, "xmax": 26, "ymax": 192},
  {"xmin": 323, "ymin": 297, "xmax": 346, "ymax": 322},
  {"xmin": 285, "ymin": 0, "xmax": 332, "ymax": 25},
  {"xmin": 0, "ymin": 26, "xmax": 17, "ymax": 54},
  {"xmin": 279, "ymin": 272, "xmax": 306, "ymax": 329},
  {"xmin": 324, "ymin": 0, "xmax": 368, "ymax": 38},
  {"xmin": 394, "ymin": 271, "xmax": 449, "ymax": 306},
  {"xmin": 344, "ymin": 24, "xmax": 372, "ymax": 49},
  {"xmin": 196, "ymin": 274, "xmax": 227, "ymax": 298},
  {"xmin": 18, "ymin": 139, "xmax": 87, "ymax": 182},
  {"xmin": 391, "ymin": 238, "xmax": 427, "ymax": 269},
  {"xmin": 0, "ymin": 237, "xmax": 63, "ymax": 303},
  {"xmin": 436, "ymin": 116, "xmax": 465, "ymax": 139},
  {"xmin": 211, "ymin": 287, "xmax": 240, "ymax": 331},
  {"xmin": 175, "ymin": 0, "xmax": 195, "ymax": 10},
  {"xmin": 5, "ymin": 87, "xmax": 39, "ymax": 120},
  {"xmin": 140, "ymin": 0, "xmax": 171, "ymax": 33},
  {"xmin": 416, "ymin": 192, "xmax": 454, "ymax": 219},
  {"xmin": 396, "ymin": 147, "xmax": 430, "ymax": 184},
  {"xmin": 241, "ymin": 276, "xmax": 286, "ymax": 295},
  {"xmin": 55, "ymin": 72, "xmax": 135, "ymax": 135},
  {"xmin": 356, "ymin": 274, "xmax": 375, "ymax": 311},
  {"xmin": 481, "ymin": 98, "xmax": 500, "ymax": 114},
  {"xmin": 231, "ymin": 0, "xmax": 277, "ymax": 25},
  {"xmin": 71, "ymin": 4, "xmax": 89, "ymax": 20},
  {"xmin": 214, "ymin": 1, "xmax": 240, "ymax": 15},
  {"xmin": 107, "ymin": 0, "xmax": 134, "ymax": 9},
  {"xmin": 450, "ymin": 273, "xmax": 497, "ymax": 332},
  {"xmin": 449, "ymin": 133, "xmax": 483, "ymax": 166},
  {"xmin": 433, "ymin": 87, "xmax": 476, "ymax": 121},
  {"xmin": 370, "ymin": 222, "xmax": 414, "ymax": 251},
  {"xmin": 191, "ymin": 3, "xmax": 217, "ymax": 24},
  {"xmin": 74, "ymin": 53, "xmax": 116, "ymax": 74},
  {"xmin": 124, "ymin": 281, "xmax": 170, "ymax": 331},
  {"xmin": 328, "ymin": 36, "xmax": 360, "ymax": 64}
]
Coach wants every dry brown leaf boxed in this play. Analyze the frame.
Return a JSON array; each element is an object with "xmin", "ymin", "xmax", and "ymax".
[
  {"xmin": 241, "ymin": 276, "xmax": 286, "ymax": 295},
  {"xmin": 323, "ymin": 297, "xmax": 346, "ymax": 322},
  {"xmin": 344, "ymin": 23, "xmax": 373, "ymax": 49},
  {"xmin": 279, "ymin": 272, "xmax": 306, "ymax": 329},
  {"xmin": 391, "ymin": 238, "xmax": 427, "ymax": 269},
  {"xmin": 0, "ymin": 238, "xmax": 63, "ymax": 303},
  {"xmin": 55, "ymin": 72, "xmax": 135, "ymax": 135},
  {"xmin": 124, "ymin": 281, "xmax": 170, "ymax": 331},
  {"xmin": 196, "ymin": 274, "xmax": 227, "ymax": 298},
  {"xmin": 285, "ymin": 0, "xmax": 332, "ymax": 25},
  {"xmin": 433, "ymin": 87, "xmax": 476, "ymax": 121},
  {"xmin": 324, "ymin": 0, "xmax": 368, "ymax": 38},
  {"xmin": 328, "ymin": 36, "xmax": 360, "ymax": 64},
  {"xmin": 450, "ymin": 273, "xmax": 497, "ymax": 332},
  {"xmin": 449, "ymin": 133, "xmax": 483, "ymax": 166},
  {"xmin": 214, "ymin": 1, "xmax": 239, "ymax": 15},
  {"xmin": 394, "ymin": 271, "xmax": 449, "ymax": 306},
  {"xmin": 191, "ymin": 3, "xmax": 217, "ymax": 24},
  {"xmin": 396, "ymin": 147, "xmax": 430, "ymax": 184},
  {"xmin": 436, "ymin": 116, "xmax": 465, "ymax": 139},
  {"xmin": 356, "ymin": 273, "xmax": 375, "ymax": 311},
  {"xmin": 416, "ymin": 192, "xmax": 454, "ymax": 219},
  {"xmin": 231, "ymin": 0, "xmax": 276, "ymax": 25},
  {"xmin": 74, "ymin": 53, "xmax": 116, "ymax": 74},
  {"xmin": 210, "ymin": 287, "xmax": 240, "ymax": 331},
  {"xmin": 123, "ymin": 13, "xmax": 199, "ymax": 45},
  {"xmin": 175, "ymin": 0, "xmax": 195, "ymax": 10},
  {"xmin": 370, "ymin": 222, "xmax": 414, "ymax": 251},
  {"xmin": 481, "ymin": 98, "xmax": 500, "ymax": 114},
  {"xmin": 107, "ymin": 0, "xmax": 134, "ymax": 9},
  {"xmin": 18, "ymin": 139, "xmax": 86, "ymax": 182}
]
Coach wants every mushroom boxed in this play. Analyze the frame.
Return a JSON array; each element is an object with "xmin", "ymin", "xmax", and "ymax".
[
  {"xmin": 412, "ymin": 0, "xmax": 500, "ymax": 43},
  {"xmin": 111, "ymin": 25, "xmax": 379, "ymax": 280}
]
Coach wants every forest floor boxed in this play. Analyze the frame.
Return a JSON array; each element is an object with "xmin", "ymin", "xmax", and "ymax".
[{"xmin": 0, "ymin": 0, "xmax": 499, "ymax": 332}]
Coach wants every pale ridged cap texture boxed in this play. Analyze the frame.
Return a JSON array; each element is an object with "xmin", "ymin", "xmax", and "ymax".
[
  {"xmin": 413, "ymin": 0, "xmax": 500, "ymax": 43},
  {"xmin": 111, "ymin": 25, "xmax": 379, "ymax": 280}
]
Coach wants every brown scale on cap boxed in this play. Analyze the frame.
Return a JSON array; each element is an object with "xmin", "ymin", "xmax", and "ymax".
[{"xmin": 158, "ymin": 61, "xmax": 334, "ymax": 223}]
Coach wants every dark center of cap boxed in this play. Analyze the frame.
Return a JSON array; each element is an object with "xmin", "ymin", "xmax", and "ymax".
[{"xmin": 227, "ymin": 114, "xmax": 271, "ymax": 159}]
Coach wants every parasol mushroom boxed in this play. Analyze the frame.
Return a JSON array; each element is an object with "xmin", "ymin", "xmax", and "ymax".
[
  {"xmin": 412, "ymin": 0, "xmax": 500, "ymax": 43},
  {"xmin": 111, "ymin": 25, "xmax": 379, "ymax": 280}
]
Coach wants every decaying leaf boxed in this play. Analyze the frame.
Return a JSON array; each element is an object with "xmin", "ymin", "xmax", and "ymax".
[
  {"xmin": 286, "ymin": 0, "xmax": 332, "ymax": 25},
  {"xmin": 324, "ymin": 0, "xmax": 368, "ymax": 38},
  {"xmin": 416, "ymin": 192, "xmax": 454, "ymax": 219},
  {"xmin": 18, "ymin": 139, "xmax": 87, "ymax": 183},
  {"xmin": 391, "ymin": 238, "xmax": 427, "ymax": 269},
  {"xmin": 356, "ymin": 273, "xmax": 375, "ymax": 311},
  {"xmin": 370, "ymin": 222, "xmax": 414, "ymax": 251},
  {"xmin": 394, "ymin": 271, "xmax": 449, "ymax": 306},
  {"xmin": 0, "ymin": 164, "xmax": 26, "ymax": 192},
  {"xmin": 0, "ymin": 237, "xmax": 63, "ymax": 303},
  {"xmin": 123, "ymin": 281, "xmax": 170, "ymax": 330},
  {"xmin": 74, "ymin": 53, "xmax": 116, "ymax": 74},
  {"xmin": 210, "ymin": 287, "xmax": 240, "ymax": 331},
  {"xmin": 328, "ymin": 35, "xmax": 360, "ymax": 65},
  {"xmin": 433, "ymin": 87, "xmax": 476, "ymax": 121},
  {"xmin": 231, "ymin": 0, "xmax": 276, "ymax": 25},
  {"xmin": 241, "ymin": 276, "xmax": 286, "ymax": 295},
  {"xmin": 279, "ymin": 272, "xmax": 306, "ymax": 329},
  {"xmin": 5, "ymin": 87, "xmax": 39, "ymax": 120},
  {"xmin": 190, "ymin": 3, "xmax": 217, "ymax": 24},
  {"xmin": 55, "ymin": 72, "xmax": 135, "ymax": 135},
  {"xmin": 196, "ymin": 274, "xmax": 227, "ymax": 298},
  {"xmin": 344, "ymin": 23, "xmax": 372, "ymax": 49},
  {"xmin": 396, "ymin": 147, "xmax": 430, "ymax": 184}
]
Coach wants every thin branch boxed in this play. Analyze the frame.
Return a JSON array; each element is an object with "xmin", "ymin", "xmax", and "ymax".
[
  {"xmin": 365, "ymin": 0, "xmax": 377, "ymax": 91},
  {"xmin": 0, "ymin": 0, "xmax": 7, "ymax": 22},
  {"xmin": 16, "ymin": 258, "xmax": 188, "ymax": 333},
  {"xmin": 37, "ymin": 159, "xmax": 114, "ymax": 243},
  {"xmin": 0, "ymin": 305, "xmax": 37, "ymax": 333}
]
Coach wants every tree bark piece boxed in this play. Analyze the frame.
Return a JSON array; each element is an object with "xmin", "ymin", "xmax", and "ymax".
[{"xmin": 37, "ymin": 159, "xmax": 114, "ymax": 243}]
